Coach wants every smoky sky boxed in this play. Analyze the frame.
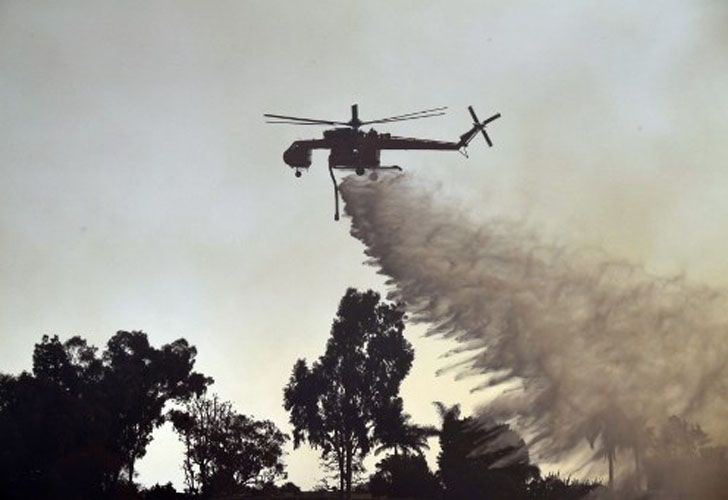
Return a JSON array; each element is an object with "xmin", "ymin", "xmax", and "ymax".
[{"xmin": 2, "ymin": 0, "xmax": 728, "ymax": 489}]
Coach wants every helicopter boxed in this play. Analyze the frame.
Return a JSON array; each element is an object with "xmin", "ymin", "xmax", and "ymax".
[{"xmin": 265, "ymin": 104, "xmax": 500, "ymax": 220}]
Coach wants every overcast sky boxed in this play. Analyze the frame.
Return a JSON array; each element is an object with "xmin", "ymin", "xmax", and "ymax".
[{"xmin": 2, "ymin": 0, "xmax": 728, "ymax": 489}]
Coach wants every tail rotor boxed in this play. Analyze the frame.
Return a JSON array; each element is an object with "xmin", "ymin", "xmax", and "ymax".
[{"xmin": 468, "ymin": 105, "xmax": 500, "ymax": 147}]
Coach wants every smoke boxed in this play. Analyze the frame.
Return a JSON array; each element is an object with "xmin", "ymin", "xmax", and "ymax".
[{"xmin": 340, "ymin": 174, "xmax": 728, "ymax": 469}]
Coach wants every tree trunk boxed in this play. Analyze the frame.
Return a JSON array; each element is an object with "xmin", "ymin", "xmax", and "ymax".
[
  {"xmin": 633, "ymin": 446, "xmax": 643, "ymax": 490},
  {"xmin": 338, "ymin": 449, "xmax": 345, "ymax": 500},
  {"xmin": 345, "ymin": 445, "xmax": 353, "ymax": 500},
  {"xmin": 183, "ymin": 433, "xmax": 196, "ymax": 493},
  {"xmin": 608, "ymin": 449, "xmax": 614, "ymax": 489},
  {"xmin": 128, "ymin": 456, "xmax": 135, "ymax": 483}
]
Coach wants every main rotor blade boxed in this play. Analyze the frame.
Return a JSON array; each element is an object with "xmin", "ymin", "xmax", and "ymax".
[
  {"xmin": 361, "ymin": 112, "xmax": 446, "ymax": 126},
  {"xmin": 263, "ymin": 113, "xmax": 346, "ymax": 126},
  {"xmin": 360, "ymin": 107, "xmax": 447, "ymax": 125},
  {"xmin": 265, "ymin": 121, "xmax": 336, "ymax": 125}
]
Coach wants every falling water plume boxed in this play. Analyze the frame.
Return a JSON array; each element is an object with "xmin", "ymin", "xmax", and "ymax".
[{"xmin": 340, "ymin": 174, "xmax": 728, "ymax": 472}]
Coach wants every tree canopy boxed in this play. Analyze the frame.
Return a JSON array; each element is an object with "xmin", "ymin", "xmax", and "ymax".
[
  {"xmin": 369, "ymin": 453, "xmax": 441, "ymax": 499},
  {"xmin": 0, "ymin": 331, "xmax": 211, "ymax": 500},
  {"xmin": 373, "ymin": 397, "xmax": 437, "ymax": 458},
  {"xmin": 435, "ymin": 402, "xmax": 539, "ymax": 500},
  {"xmin": 170, "ymin": 393, "xmax": 287, "ymax": 496},
  {"xmin": 283, "ymin": 288, "xmax": 414, "ymax": 499}
]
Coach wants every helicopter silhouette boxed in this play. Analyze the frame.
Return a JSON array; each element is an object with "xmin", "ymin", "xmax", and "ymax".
[{"xmin": 265, "ymin": 104, "xmax": 500, "ymax": 220}]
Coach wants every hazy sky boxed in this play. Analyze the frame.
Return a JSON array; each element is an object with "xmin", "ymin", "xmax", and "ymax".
[{"xmin": 2, "ymin": 0, "xmax": 728, "ymax": 489}]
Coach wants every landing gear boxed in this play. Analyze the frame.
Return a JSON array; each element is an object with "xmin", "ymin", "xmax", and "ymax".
[
  {"xmin": 355, "ymin": 167, "xmax": 365, "ymax": 176},
  {"xmin": 295, "ymin": 169, "xmax": 302, "ymax": 178}
]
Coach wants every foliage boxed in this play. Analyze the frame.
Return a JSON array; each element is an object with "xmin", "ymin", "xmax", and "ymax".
[
  {"xmin": 583, "ymin": 404, "xmax": 644, "ymax": 489},
  {"xmin": 640, "ymin": 416, "xmax": 727, "ymax": 499},
  {"xmin": 652, "ymin": 415, "xmax": 709, "ymax": 459},
  {"xmin": 374, "ymin": 397, "xmax": 438, "ymax": 457},
  {"xmin": 277, "ymin": 481, "xmax": 302, "ymax": 494},
  {"xmin": 170, "ymin": 393, "xmax": 287, "ymax": 496},
  {"xmin": 102, "ymin": 332, "xmax": 212, "ymax": 481},
  {"xmin": 369, "ymin": 453, "xmax": 441, "ymax": 498},
  {"xmin": 143, "ymin": 482, "xmax": 189, "ymax": 500},
  {"xmin": 526, "ymin": 473, "xmax": 601, "ymax": 500},
  {"xmin": 435, "ymin": 402, "xmax": 539, "ymax": 500},
  {"xmin": 0, "ymin": 332, "xmax": 211, "ymax": 500},
  {"xmin": 283, "ymin": 288, "xmax": 414, "ymax": 499}
]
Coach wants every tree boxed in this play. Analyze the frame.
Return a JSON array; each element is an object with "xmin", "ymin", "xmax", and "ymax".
[
  {"xmin": 641, "ymin": 415, "xmax": 726, "ymax": 499},
  {"xmin": 435, "ymin": 402, "xmax": 539, "ymax": 500},
  {"xmin": 277, "ymin": 481, "xmax": 302, "ymax": 495},
  {"xmin": 170, "ymin": 393, "xmax": 287, "ymax": 496},
  {"xmin": 374, "ymin": 397, "xmax": 437, "ymax": 458},
  {"xmin": 101, "ymin": 332, "xmax": 212, "ymax": 482},
  {"xmin": 0, "ymin": 332, "xmax": 211, "ymax": 499},
  {"xmin": 283, "ymin": 288, "xmax": 414, "ymax": 500},
  {"xmin": 143, "ymin": 482, "xmax": 185, "ymax": 500},
  {"xmin": 584, "ymin": 404, "xmax": 635, "ymax": 490},
  {"xmin": 653, "ymin": 415, "xmax": 708, "ymax": 459},
  {"xmin": 0, "ymin": 336, "xmax": 122, "ymax": 499},
  {"xmin": 0, "ymin": 374, "xmax": 118, "ymax": 498},
  {"xmin": 369, "ymin": 454, "xmax": 441, "ymax": 499}
]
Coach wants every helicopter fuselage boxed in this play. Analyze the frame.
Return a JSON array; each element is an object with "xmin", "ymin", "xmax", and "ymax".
[{"xmin": 283, "ymin": 128, "xmax": 392, "ymax": 174}]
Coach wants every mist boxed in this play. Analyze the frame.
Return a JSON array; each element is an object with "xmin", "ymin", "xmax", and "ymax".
[{"xmin": 341, "ymin": 173, "xmax": 728, "ymax": 482}]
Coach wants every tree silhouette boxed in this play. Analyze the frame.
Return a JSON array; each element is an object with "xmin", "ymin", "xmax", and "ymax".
[
  {"xmin": 435, "ymin": 402, "xmax": 539, "ymax": 500},
  {"xmin": 143, "ymin": 482, "xmax": 184, "ymax": 500},
  {"xmin": 283, "ymin": 288, "xmax": 414, "ymax": 500},
  {"xmin": 374, "ymin": 397, "xmax": 438, "ymax": 458},
  {"xmin": 526, "ymin": 473, "xmax": 601, "ymax": 500},
  {"xmin": 641, "ymin": 415, "xmax": 727, "ymax": 498},
  {"xmin": 170, "ymin": 393, "xmax": 287, "ymax": 496},
  {"xmin": 583, "ymin": 404, "xmax": 643, "ymax": 490},
  {"xmin": 0, "ymin": 332, "xmax": 211, "ymax": 499},
  {"xmin": 653, "ymin": 415, "xmax": 708, "ymax": 459},
  {"xmin": 0, "ymin": 369, "xmax": 116, "ymax": 499},
  {"xmin": 369, "ymin": 453, "xmax": 441, "ymax": 498},
  {"xmin": 623, "ymin": 415, "xmax": 651, "ymax": 491},
  {"xmin": 102, "ymin": 332, "xmax": 212, "ymax": 482}
]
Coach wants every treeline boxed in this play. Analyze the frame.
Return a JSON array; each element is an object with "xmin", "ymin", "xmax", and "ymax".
[
  {"xmin": 4, "ymin": 288, "xmax": 724, "ymax": 499},
  {"xmin": 0, "ymin": 288, "xmax": 599, "ymax": 499},
  {"xmin": 0, "ymin": 332, "xmax": 289, "ymax": 499}
]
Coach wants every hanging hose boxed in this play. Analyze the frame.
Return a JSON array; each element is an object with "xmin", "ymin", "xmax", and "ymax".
[{"xmin": 328, "ymin": 163, "xmax": 340, "ymax": 221}]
